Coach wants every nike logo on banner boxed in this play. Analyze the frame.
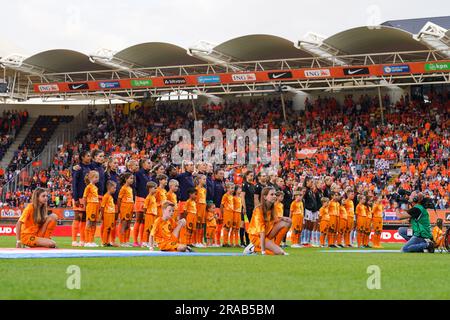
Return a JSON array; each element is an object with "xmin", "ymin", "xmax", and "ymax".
[
  {"xmin": 69, "ymin": 83, "xmax": 89, "ymax": 90},
  {"xmin": 268, "ymin": 71, "xmax": 293, "ymax": 80},
  {"xmin": 343, "ymin": 67, "xmax": 370, "ymax": 76},
  {"xmin": 348, "ymin": 69, "xmax": 363, "ymax": 75}
]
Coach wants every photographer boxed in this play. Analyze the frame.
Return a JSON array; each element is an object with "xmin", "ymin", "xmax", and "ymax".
[{"xmin": 396, "ymin": 192, "xmax": 435, "ymax": 253}]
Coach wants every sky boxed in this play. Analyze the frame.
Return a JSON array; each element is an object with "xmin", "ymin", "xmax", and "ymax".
[{"xmin": 0, "ymin": 0, "xmax": 449, "ymax": 57}]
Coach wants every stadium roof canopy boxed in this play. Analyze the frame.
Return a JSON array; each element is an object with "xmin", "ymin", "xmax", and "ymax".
[
  {"xmin": 323, "ymin": 26, "xmax": 429, "ymax": 55},
  {"xmin": 382, "ymin": 16, "xmax": 450, "ymax": 34},
  {"xmin": 0, "ymin": 16, "xmax": 448, "ymax": 76},
  {"xmin": 213, "ymin": 34, "xmax": 312, "ymax": 61},
  {"xmin": 114, "ymin": 42, "xmax": 204, "ymax": 68}
]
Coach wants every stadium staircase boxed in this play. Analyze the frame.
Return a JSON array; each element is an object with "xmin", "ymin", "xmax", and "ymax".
[{"xmin": 0, "ymin": 117, "xmax": 38, "ymax": 169}]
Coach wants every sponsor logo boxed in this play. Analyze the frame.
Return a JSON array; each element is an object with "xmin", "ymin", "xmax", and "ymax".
[
  {"xmin": 0, "ymin": 226, "xmax": 16, "ymax": 235},
  {"xmin": 197, "ymin": 75, "xmax": 221, "ymax": 84},
  {"xmin": 0, "ymin": 209, "xmax": 21, "ymax": 218},
  {"xmin": 383, "ymin": 65, "xmax": 410, "ymax": 74},
  {"xmin": 38, "ymin": 84, "xmax": 59, "ymax": 92},
  {"xmin": 231, "ymin": 73, "xmax": 257, "ymax": 82},
  {"xmin": 131, "ymin": 79, "xmax": 153, "ymax": 87},
  {"xmin": 68, "ymin": 83, "xmax": 89, "ymax": 90},
  {"xmin": 99, "ymin": 81, "xmax": 121, "ymax": 89},
  {"xmin": 163, "ymin": 77, "xmax": 187, "ymax": 85},
  {"xmin": 425, "ymin": 62, "xmax": 450, "ymax": 72},
  {"xmin": 343, "ymin": 67, "xmax": 370, "ymax": 76},
  {"xmin": 268, "ymin": 71, "xmax": 293, "ymax": 80},
  {"xmin": 304, "ymin": 69, "xmax": 331, "ymax": 78},
  {"xmin": 64, "ymin": 210, "xmax": 75, "ymax": 219}
]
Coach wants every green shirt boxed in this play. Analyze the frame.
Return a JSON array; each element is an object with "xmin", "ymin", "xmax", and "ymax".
[{"xmin": 411, "ymin": 204, "xmax": 432, "ymax": 239}]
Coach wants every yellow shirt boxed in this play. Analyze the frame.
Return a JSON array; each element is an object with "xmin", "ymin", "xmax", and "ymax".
[
  {"xmin": 274, "ymin": 201, "xmax": 284, "ymax": 218},
  {"xmin": 234, "ymin": 196, "xmax": 243, "ymax": 213},
  {"xmin": 319, "ymin": 206, "xmax": 329, "ymax": 221},
  {"xmin": 151, "ymin": 217, "xmax": 177, "ymax": 244},
  {"xmin": 290, "ymin": 200, "xmax": 304, "ymax": 216},
  {"xmin": 118, "ymin": 186, "xmax": 134, "ymax": 203},
  {"xmin": 185, "ymin": 199, "xmax": 197, "ymax": 215},
  {"xmin": 196, "ymin": 187, "xmax": 207, "ymax": 204},
  {"xmin": 155, "ymin": 187, "xmax": 167, "ymax": 207},
  {"xmin": 221, "ymin": 193, "xmax": 234, "ymax": 213},
  {"xmin": 101, "ymin": 193, "xmax": 115, "ymax": 214},
  {"xmin": 247, "ymin": 207, "xmax": 275, "ymax": 236},
  {"xmin": 144, "ymin": 194, "xmax": 157, "ymax": 216},
  {"xmin": 83, "ymin": 183, "xmax": 99, "ymax": 203},
  {"xmin": 356, "ymin": 203, "xmax": 367, "ymax": 217},
  {"xmin": 19, "ymin": 204, "xmax": 39, "ymax": 235},
  {"xmin": 339, "ymin": 205, "xmax": 348, "ymax": 220},
  {"xmin": 372, "ymin": 203, "xmax": 383, "ymax": 220},
  {"xmin": 328, "ymin": 200, "xmax": 340, "ymax": 216},
  {"xmin": 432, "ymin": 226, "xmax": 443, "ymax": 243},
  {"xmin": 206, "ymin": 211, "xmax": 217, "ymax": 228},
  {"xmin": 344, "ymin": 199, "xmax": 355, "ymax": 218}
]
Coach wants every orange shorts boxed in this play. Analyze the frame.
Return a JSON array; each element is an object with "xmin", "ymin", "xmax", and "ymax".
[
  {"xmin": 364, "ymin": 218, "xmax": 372, "ymax": 233},
  {"xmin": 158, "ymin": 240, "xmax": 179, "ymax": 252},
  {"xmin": 356, "ymin": 216, "xmax": 366, "ymax": 232},
  {"xmin": 328, "ymin": 215, "xmax": 338, "ymax": 232},
  {"xmin": 347, "ymin": 216, "xmax": 355, "ymax": 231},
  {"xmin": 291, "ymin": 214, "xmax": 303, "ymax": 234},
  {"xmin": 144, "ymin": 214, "xmax": 157, "ymax": 233},
  {"xmin": 206, "ymin": 226, "xmax": 216, "ymax": 240},
  {"xmin": 86, "ymin": 203, "xmax": 100, "ymax": 222},
  {"xmin": 103, "ymin": 213, "xmax": 116, "ymax": 230},
  {"xmin": 233, "ymin": 211, "xmax": 241, "ymax": 229},
  {"xmin": 320, "ymin": 219, "xmax": 329, "ymax": 233},
  {"xmin": 21, "ymin": 233, "xmax": 39, "ymax": 247},
  {"xmin": 223, "ymin": 210, "xmax": 234, "ymax": 229},
  {"xmin": 120, "ymin": 203, "xmax": 134, "ymax": 221},
  {"xmin": 372, "ymin": 218, "xmax": 383, "ymax": 233},
  {"xmin": 338, "ymin": 217, "xmax": 347, "ymax": 234},
  {"xmin": 186, "ymin": 213, "xmax": 197, "ymax": 232},
  {"xmin": 134, "ymin": 197, "xmax": 145, "ymax": 213},
  {"xmin": 249, "ymin": 234, "xmax": 275, "ymax": 255},
  {"xmin": 197, "ymin": 203, "xmax": 206, "ymax": 225}
]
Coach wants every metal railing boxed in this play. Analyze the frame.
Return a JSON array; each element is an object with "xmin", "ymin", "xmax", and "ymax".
[{"xmin": 1, "ymin": 107, "xmax": 90, "ymax": 199}]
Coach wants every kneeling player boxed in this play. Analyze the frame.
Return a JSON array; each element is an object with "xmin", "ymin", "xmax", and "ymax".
[{"xmin": 149, "ymin": 201, "xmax": 191, "ymax": 252}]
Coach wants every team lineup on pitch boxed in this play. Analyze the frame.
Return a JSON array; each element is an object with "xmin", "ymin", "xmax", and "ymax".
[{"xmin": 0, "ymin": 2, "xmax": 449, "ymax": 304}]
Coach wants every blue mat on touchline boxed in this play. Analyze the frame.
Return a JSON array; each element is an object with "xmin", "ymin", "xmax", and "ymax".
[{"xmin": 0, "ymin": 249, "xmax": 245, "ymax": 259}]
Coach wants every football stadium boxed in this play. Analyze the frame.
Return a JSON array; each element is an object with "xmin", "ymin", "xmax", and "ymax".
[{"xmin": 0, "ymin": 1, "xmax": 450, "ymax": 305}]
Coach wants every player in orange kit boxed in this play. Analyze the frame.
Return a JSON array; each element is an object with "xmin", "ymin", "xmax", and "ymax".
[
  {"xmin": 364, "ymin": 198, "xmax": 373, "ymax": 248},
  {"xmin": 83, "ymin": 171, "xmax": 100, "ymax": 247},
  {"xmin": 142, "ymin": 181, "xmax": 158, "ymax": 247},
  {"xmin": 432, "ymin": 219, "xmax": 445, "ymax": 252},
  {"xmin": 221, "ymin": 182, "xmax": 235, "ymax": 247},
  {"xmin": 166, "ymin": 179, "xmax": 179, "ymax": 220},
  {"xmin": 244, "ymin": 186, "xmax": 291, "ymax": 255},
  {"xmin": 337, "ymin": 198, "xmax": 348, "ymax": 248},
  {"xmin": 155, "ymin": 174, "xmax": 168, "ymax": 217},
  {"xmin": 118, "ymin": 172, "xmax": 135, "ymax": 247},
  {"xmin": 327, "ymin": 192, "xmax": 340, "ymax": 248},
  {"xmin": 355, "ymin": 195, "xmax": 367, "ymax": 248},
  {"xmin": 195, "ymin": 175, "xmax": 207, "ymax": 247},
  {"xmin": 344, "ymin": 190, "xmax": 356, "ymax": 247},
  {"xmin": 232, "ymin": 185, "xmax": 244, "ymax": 247},
  {"xmin": 183, "ymin": 188, "xmax": 197, "ymax": 246},
  {"xmin": 206, "ymin": 202, "xmax": 218, "ymax": 247},
  {"xmin": 290, "ymin": 190, "xmax": 304, "ymax": 248},
  {"xmin": 149, "ymin": 201, "xmax": 192, "ymax": 252},
  {"xmin": 318, "ymin": 197, "xmax": 330, "ymax": 247},
  {"xmin": 99, "ymin": 180, "xmax": 117, "ymax": 247},
  {"xmin": 372, "ymin": 196, "xmax": 384, "ymax": 249},
  {"xmin": 15, "ymin": 188, "xmax": 58, "ymax": 249}
]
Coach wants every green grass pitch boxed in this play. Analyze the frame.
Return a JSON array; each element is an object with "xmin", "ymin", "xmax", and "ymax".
[{"xmin": 0, "ymin": 237, "xmax": 449, "ymax": 300}]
